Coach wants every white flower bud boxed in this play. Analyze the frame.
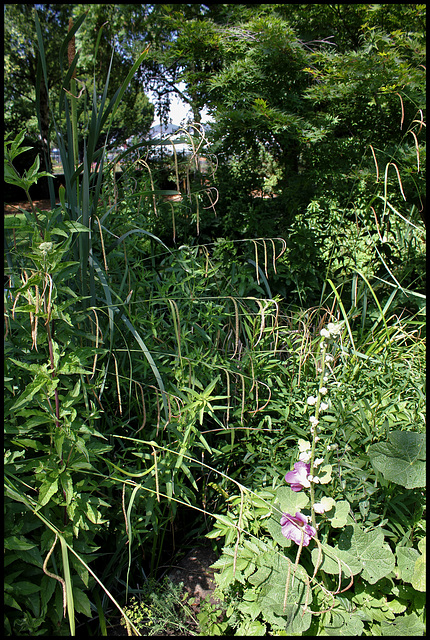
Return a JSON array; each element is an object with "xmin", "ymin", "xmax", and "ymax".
[
  {"xmin": 327, "ymin": 322, "xmax": 343, "ymax": 336},
  {"xmin": 299, "ymin": 451, "xmax": 312, "ymax": 462},
  {"xmin": 39, "ymin": 242, "xmax": 53, "ymax": 255},
  {"xmin": 298, "ymin": 439, "xmax": 311, "ymax": 451}
]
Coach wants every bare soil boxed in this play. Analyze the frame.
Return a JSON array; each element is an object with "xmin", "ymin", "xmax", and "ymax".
[
  {"xmin": 106, "ymin": 546, "xmax": 219, "ymax": 637},
  {"xmin": 4, "ymin": 195, "xmax": 184, "ymax": 220},
  {"xmin": 4, "ymin": 199, "xmax": 59, "ymax": 215},
  {"xmin": 4, "ymin": 187, "xmax": 277, "ymax": 217}
]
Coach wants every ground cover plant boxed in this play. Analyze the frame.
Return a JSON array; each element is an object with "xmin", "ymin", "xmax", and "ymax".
[{"xmin": 4, "ymin": 5, "xmax": 425, "ymax": 637}]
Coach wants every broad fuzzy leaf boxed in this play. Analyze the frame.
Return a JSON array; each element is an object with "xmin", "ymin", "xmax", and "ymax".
[
  {"xmin": 338, "ymin": 525, "xmax": 395, "ymax": 584},
  {"xmin": 395, "ymin": 546, "xmax": 420, "ymax": 584},
  {"xmin": 368, "ymin": 430, "xmax": 426, "ymax": 489}
]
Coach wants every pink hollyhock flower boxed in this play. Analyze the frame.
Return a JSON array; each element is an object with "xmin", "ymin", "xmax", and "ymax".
[
  {"xmin": 280, "ymin": 512, "xmax": 316, "ymax": 546},
  {"xmin": 285, "ymin": 461, "xmax": 311, "ymax": 491}
]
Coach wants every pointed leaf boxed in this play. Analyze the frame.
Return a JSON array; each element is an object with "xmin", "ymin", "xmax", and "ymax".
[
  {"xmin": 36, "ymin": 478, "xmax": 59, "ymax": 510},
  {"xmin": 73, "ymin": 587, "xmax": 92, "ymax": 617}
]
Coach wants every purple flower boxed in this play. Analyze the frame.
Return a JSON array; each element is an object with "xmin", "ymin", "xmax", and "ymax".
[
  {"xmin": 280, "ymin": 512, "xmax": 316, "ymax": 546},
  {"xmin": 285, "ymin": 461, "xmax": 311, "ymax": 491}
]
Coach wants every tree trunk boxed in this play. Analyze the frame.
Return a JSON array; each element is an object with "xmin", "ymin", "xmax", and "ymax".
[
  {"xmin": 191, "ymin": 103, "xmax": 202, "ymax": 125},
  {"xmin": 38, "ymin": 76, "xmax": 52, "ymax": 174}
]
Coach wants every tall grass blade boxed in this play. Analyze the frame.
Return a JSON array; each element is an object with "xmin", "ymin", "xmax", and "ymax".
[
  {"xmin": 247, "ymin": 259, "xmax": 272, "ymax": 297},
  {"xmin": 325, "ymin": 279, "xmax": 356, "ymax": 356},
  {"xmin": 167, "ymin": 299, "xmax": 182, "ymax": 366},
  {"xmin": 125, "ymin": 484, "xmax": 141, "ymax": 602},
  {"xmin": 92, "ymin": 52, "xmax": 116, "ymax": 154},
  {"xmin": 100, "ymin": 47, "xmax": 150, "ymax": 134},
  {"xmin": 105, "ymin": 229, "xmax": 171, "ymax": 256},
  {"xmin": 355, "ymin": 270, "xmax": 392, "ymax": 351},
  {"xmin": 89, "ymin": 254, "xmax": 115, "ymax": 350},
  {"xmin": 58, "ymin": 11, "xmax": 87, "ymax": 77},
  {"xmin": 59, "ymin": 535, "xmax": 75, "ymax": 636},
  {"xmin": 120, "ymin": 314, "xmax": 169, "ymax": 423},
  {"xmin": 93, "ymin": 589, "xmax": 107, "ymax": 636}
]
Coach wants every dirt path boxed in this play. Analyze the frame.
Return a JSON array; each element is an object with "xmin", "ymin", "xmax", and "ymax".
[
  {"xmin": 106, "ymin": 546, "xmax": 219, "ymax": 636},
  {"xmin": 4, "ymin": 199, "xmax": 58, "ymax": 215}
]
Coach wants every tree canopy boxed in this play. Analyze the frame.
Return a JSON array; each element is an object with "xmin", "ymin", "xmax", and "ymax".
[
  {"xmin": 4, "ymin": 4, "xmax": 154, "ymax": 169},
  {"xmin": 4, "ymin": 3, "xmax": 426, "ymax": 231}
]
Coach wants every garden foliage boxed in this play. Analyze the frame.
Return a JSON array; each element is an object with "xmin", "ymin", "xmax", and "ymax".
[{"xmin": 4, "ymin": 5, "xmax": 426, "ymax": 637}]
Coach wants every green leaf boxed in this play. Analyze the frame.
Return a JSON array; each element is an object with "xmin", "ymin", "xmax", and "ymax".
[
  {"xmin": 367, "ymin": 430, "xmax": 426, "ymax": 489},
  {"xmin": 248, "ymin": 562, "xmax": 272, "ymax": 588},
  {"xmin": 63, "ymin": 220, "xmax": 92, "ymax": 234},
  {"xmin": 6, "ymin": 547, "xmax": 44, "ymax": 569},
  {"xmin": 73, "ymin": 586, "xmax": 92, "ymax": 617},
  {"xmin": 257, "ymin": 554, "xmax": 312, "ymax": 634},
  {"xmin": 386, "ymin": 599, "xmax": 407, "ymax": 615},
  {"xmin": 412, "ymin": 538, "xmax": 426, "ymax": 592},
  {"xmin": 36, "ymin": 477, "xmax": 59, "ymax": 510},
  {"xmin": 9, "ymin": 373, "xmax": 49, "ymax": 411},
  {"xmin": 317, "ymin": 496, "xmax": 336, "ymax": 512},
  {"xmin": 317, "ymin": 463, "xmax": 332, "ymax": 484},
  {"xmin": 376, "ymin": 612, "xmax": 425, "ymax": 636},
  {"xmin": 4, "ymin": 164, "xmax": 25, "ymax": 188},
  {"xmin": 40, "ymin": 574, "xmax": 57, "ymax": 610},
  {"xmin": 4, "ymin": 130, "xmax": 32, "ymax": 160},
  {"xmin": 338, "ymin": 525, "xmax": 395, "ymax": 584},
  {"xmin": 327, "ymin": 500, "xmax": 350, "ymax": 528},
  {"xmin": 311, "ymin": 542, "xmax": 362, "ymax": 577},
  {"xmin": 11, "ymin": 580, "xmax": 41, "ymax": 596},
  {"xmin": 322, "ymin": 608, "xmax": 364, "ymax": 636},
  {"xmin": 237, "ymin": 619, "xmax": 266, "ymax": 635},
  {"xmin": 275, "ymin": 486, "xmax": 309, "ymax": 514},
  {"xmin": 4, "ymin": 213, "xmax": 28, "ymax": 229},
  {"xmin": 213, "ymin": 561, "xmax": 237, "ymax": 590},
  {"xmin": 60, "ymin": 471, "xmax": 74, "ymax": 506},
  {"xmin": 10, "ymin": 438, "xmax": 46, "ymax": 450},
  {"xmin": 4, "ymin": 536, "xmax": 36, "ymax": 551},
  {"xmin": 412, "ymin": 556, "xmax": 426, "ymax": 592},
  {"xmin": 26, "ymin": 154, "xmax": 40, "ymax": 179},
  {"xmin": 396, "ymin": 546, "xmax": 419, "ymax": 583},
  {"xmin": 218, "ymin": 513, "xmax": 238, "ymax": 529},
  {"xmin": 4, "ymin": 593, "xmax": 22, "ymax": 610}
]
